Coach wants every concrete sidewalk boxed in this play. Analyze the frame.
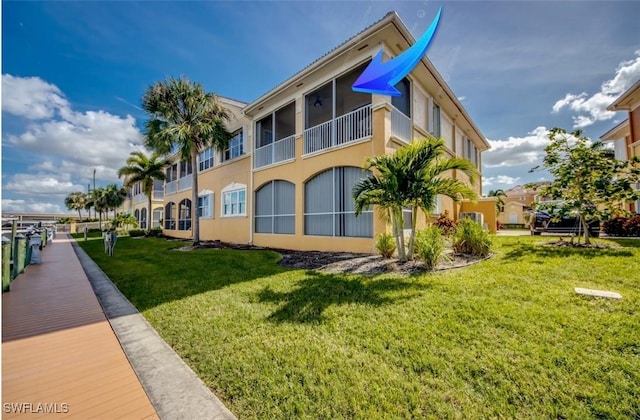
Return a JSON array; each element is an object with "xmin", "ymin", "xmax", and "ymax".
[{"xmin": 69, "ymin": 236, "xmax": 236, "ymax": 420}]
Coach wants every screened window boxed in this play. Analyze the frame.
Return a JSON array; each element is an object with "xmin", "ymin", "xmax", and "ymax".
[
  {"xmin": 223, "ymin": 189, "xmax": 246, "ymax": 216},
  {"xmin": 432, "ymin": 103, "xmax": 441, "ymax": 138},
  {"xmin": 134, "ymin": 209, "xmax": 140, "ymax": 225},
  {"xmin": 304, "ymin": 167, "xmax": 372, "ymax": 237},
  {"xmin": 392, "ymin": 77, "xmax": 411, "ymax": 117},
  {"xmin": 255, "ymin": 180, "xmax": 295, "ymax": 234},
  {"xmin": 178, "ymin": 198, "xmax": 191, "ymax": 230},
  {"xmin": 403, "ymin": 208, "xmax": 413, "ymax": 230},
  {"xmin": 199, "ymin": 148, "xmax": 214, "ymax": 171},
  {"xmin": 223, "ymin": 130, "xmax": 245, "ymax": 162},
  {"xmin": 198, "ymin": 194, "xmax": 213, "ymax": 218},
  {"xmin": 164, "ymin": 202, "xmax": 175, "ymax": 230},
  {"xmin": 180, "ymin": 160, "xmax": 192, "ymax": 177}
]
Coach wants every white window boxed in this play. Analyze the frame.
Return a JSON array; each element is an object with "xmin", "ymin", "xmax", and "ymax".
[
  {"xmin": 222, "ymin": 130, "xmax": 245, "ymax": 162},
  {"xmin": 223, "ymin": 188, "xmax": 246, "ymax": 217},
  {"xmin": 431, "ymin": 103, "xmax": 441, "ymax": 138},
  {"xmin": 434, "ymin": 195, "xmax": 442, "ymax": 215},
  {"xmin": 198, "ymin": 193, "xmax": 213, "ymax": 218},
  {"xmin": 198, "ymin": 148, "xmax": 214, "ymax": 171}
]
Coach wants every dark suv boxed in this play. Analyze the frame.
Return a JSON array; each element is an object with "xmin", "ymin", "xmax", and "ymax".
[{"xmin": 529, "ymin": 204, "xmax": 600, "ymax": 237}]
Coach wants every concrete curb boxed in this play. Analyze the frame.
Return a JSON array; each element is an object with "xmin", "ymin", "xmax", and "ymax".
[{"xmin": 70, "ymin": 237, "xmax": 236, "ymax": 420}]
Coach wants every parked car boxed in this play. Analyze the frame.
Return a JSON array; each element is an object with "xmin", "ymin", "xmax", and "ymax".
[{"xmin": 529, "ymin": 204, "xmax": 600, "ymax": 237}]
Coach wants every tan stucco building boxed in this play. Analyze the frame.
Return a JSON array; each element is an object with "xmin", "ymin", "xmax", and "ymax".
[
  {"xmin": 156, "ymin": 11, "xmax": 493, "ymax": 252},
  {"xmin": 601, "ymin": 79, "xmax": 640, "ymax": 213}
]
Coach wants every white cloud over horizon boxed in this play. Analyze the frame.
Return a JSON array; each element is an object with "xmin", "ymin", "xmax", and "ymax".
[
  {"xmin": 483, "ymin": 126, "xmax": 550, "ymax": 169},
  {"xmin": 2, "ymin": 74, "xmax": 144, "ymax": 213},
  {"xmin": 2, "ymin": 199, "xmax": 66, "ymax": 214},
  {"xmin": 552, "ymin": 50, "xmax": 640, "ymax": 128}
]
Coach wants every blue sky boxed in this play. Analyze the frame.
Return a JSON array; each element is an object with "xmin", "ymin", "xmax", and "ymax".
[{"xmin": 2, "ymin": 1, "xmax": 640, "ymax": 214}]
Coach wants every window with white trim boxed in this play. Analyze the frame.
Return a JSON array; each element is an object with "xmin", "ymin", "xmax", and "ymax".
[
  {"xmin": 304, "ymin": 167, "xmax": 372, "ymax": 237},
  {"xmin": 140, "ymin": 208, "xmax": 147, "ymax": 230},
  {"xmin": 223, "ymin": 188, "xmax": 246, "ymax": 216},
  {"xmin": 198, "ymin": 194, "xmax": 213, "ymax": 218},
  {"xmin": 222, "ymin": 130, "xmax": 245, "ymax": 162},
  {"xmin": 198, "ymin": 148, "xmax": 214, "ymax": 171},
  {"xmin": 434, "ymin": 195, "xmax": 443, "ymax": 215},
  {"xmin": 255, "ymin": 180, "xmax": 295, "ymax": 234},
  {"xmin": 432, "ymin": 103, "xmax": 441, "ymax": 138}
]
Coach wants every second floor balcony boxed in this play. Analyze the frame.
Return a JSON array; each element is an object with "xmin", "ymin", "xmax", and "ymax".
[
  {"xmin": 254, "ymin": 135, "xmax": 295, "ymax": 169},
  {"xmin": 303, "ymin": 104, "xmax": 372, "ymax": 155},
  {"xmin": 165, "ymin": 174, "xmax": 192, "ymax": 195}
]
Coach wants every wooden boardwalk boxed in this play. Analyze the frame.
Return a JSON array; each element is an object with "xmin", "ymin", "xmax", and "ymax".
[{"xmin": 2, "ymin": 236, "xmax": 158, "ymax": 419}]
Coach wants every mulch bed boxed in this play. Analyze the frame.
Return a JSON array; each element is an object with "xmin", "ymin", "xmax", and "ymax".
[{"xmin": 169, "ymin": 238, "xmax": 489, "ymax": 275}]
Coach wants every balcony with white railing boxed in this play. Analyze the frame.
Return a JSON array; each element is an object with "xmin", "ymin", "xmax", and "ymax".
[
  {"xmin": 303, "ymin": 104, "xmax": 372, "ymax": 155},
  {"xmin": 391, "ymin": 105, "xmax": 412, "ymax": 143},
  {"xmin": 134, "ymin": 194, "xmax": 146, "ymax": 204},
  {"xmin": 164, "ymin": 174, "xmax": 192, "ymax": 195},
  {"xmin": 254, "ymin": 135, "xmax": 296, "ymax": 169},
  {"xmin": 165, "ymin": 181, "xmax": 177, "ymax": 195},
  {"xmin": 152, "ymin": 190, "xmax": 164, "ymax": 200}
]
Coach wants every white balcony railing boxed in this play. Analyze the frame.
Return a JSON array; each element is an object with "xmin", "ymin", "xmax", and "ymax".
[
  {"xmin": 165, "ymin": 175, "xmax": 192, "ymax": 195},
  {"xmin": 165, "ymin": 181, "xmax": 177, "ymax": 195},
  {"xmin": 179, "ymin": 174, "xmax": 192, "ymax": 191},
  {"xmin": 153, "ymin": 190, "xmax": 164, "ymax": 200},
  {"xmin": 303, "ymin": 104, "xmax": 372, "ymax": 155},
  {"xmin": 254, "ymin": 135, "xmax": 295, "ymax": 169},
  {"xmin": 135, "ymin": 194, "xmax": 146, "ymax": 204},
  {"xmin": 391, "ymin": 105, "xmax": 412, "ymax": 143}
]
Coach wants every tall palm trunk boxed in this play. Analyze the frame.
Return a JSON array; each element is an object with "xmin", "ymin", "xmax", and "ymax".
[
  {"xmin": 392, "ymin": 207, "xmax": 406, "ymax": 261},
  {"xmin": 147, "ymin": 194, "xmax": 153, "ymax": 232},
  {"xmin": 406, "ymin": 206, "xmax": 419, "ymax": 260},
  {"xmin": 191, "ymin": 150, "xmax": 200, "ymax": 246}
]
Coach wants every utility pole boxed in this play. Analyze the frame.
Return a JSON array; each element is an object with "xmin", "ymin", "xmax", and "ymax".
[{"xmin": 93, "ymin": 169, "xmax": 97, "ymax": 219}]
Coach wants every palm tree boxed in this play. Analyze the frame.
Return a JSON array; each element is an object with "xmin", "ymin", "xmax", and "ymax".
[
  {"xmin": 118, "ymin": 151, "xmax": 168, "ymax": 232},
  {"xmin": 85, "ymin": 187, "xmax": 107, "ymax": 230},
  {"xmin": 103, "ymin": 184, "xmax": 128, "ymax": 220},
  {"xmin": 354, "ymin": 138, "xmax": 479, "ymax": 261},
  {"xmin": 488, "ymin": 189, "xmax": 506, "ymax": 216},
  {"xmin": 142, "ymin": 77, "xmax": 230, "ymax": 245},
  {"xmin": 64, "ymin": 192, "xmax": 86, "ymax": 219}
]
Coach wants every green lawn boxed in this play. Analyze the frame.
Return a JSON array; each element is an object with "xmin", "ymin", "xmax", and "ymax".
[{"xmin": 76, "ymin": 236, "xmax": 640, "ymax": 419}]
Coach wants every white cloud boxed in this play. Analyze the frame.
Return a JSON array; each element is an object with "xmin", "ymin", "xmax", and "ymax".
[
  {"xmin": 552, "ymin": 50, "xmax": 640, "ymax": 128},
  {"xmin": 2, "ymin": 74, "xmax": 69, "ymax": 120},
  {"xmin": 483, "ymin": 175, "xmax": 521, "ymax": 187},
  {"xmin": 3, "ymin": 173, "xmax": 85, "ymax": 196},
  {"xmin": 2, "ymin": 75, "xmax": 146, "ymax": 215},
  {"xmin": 483, "ymin": 126, "xmax": 550, "ymax": 168},
  {"xmin": 2, "ymin": 199, "xmax": 65, "ymax": 214}
]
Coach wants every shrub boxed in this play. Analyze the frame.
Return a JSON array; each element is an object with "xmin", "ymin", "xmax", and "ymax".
[
  {"xmin": 128, "ymin": 229, "xmax": 146, "ymax": 237},
  {"xmin": 375, "ymin": 232, "xmax": 396, "ymax": 258},
  {"xmin": 452, "ymin": 218, "xmax": 492, "ymax": 256},
  {"xmin": 414, "ymin": 226, "xmax": 447, "ymax": 270},
  {"xmin": 146, "ymin": 227, "xmax": 163, "ymax": 238},
  {"xmin": 604, "ymin": 215, "xmax": 640, "ymax": 237},
  {"xmin": 434, "ymin": 214, "xmax": 457, "ymax": 236}
]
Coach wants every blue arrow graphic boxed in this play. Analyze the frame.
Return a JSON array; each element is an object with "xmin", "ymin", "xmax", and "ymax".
[{"xmin": 352, "ymin": 8, "xmax": 442, "ymax": 96}]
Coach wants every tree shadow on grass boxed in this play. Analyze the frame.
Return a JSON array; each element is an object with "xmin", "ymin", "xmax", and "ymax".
[
  {"xmin": 502, "ymin": 241, "xmax": 634, "ymax": 261},
  {"xmin": 257, "ymin": 271, "xmax": 430, "ymax": 323}
]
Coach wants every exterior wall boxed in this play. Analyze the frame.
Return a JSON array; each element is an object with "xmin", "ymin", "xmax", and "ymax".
[
  {"xmin": 630, "ymin": 107, "xmax": 640, "ymax": 146},
  {"xmin": 459, "ymin": 198, "xmax": 498, "ymax": 233},
  {"xmin": 158, "ymin": 17, "xmax": 489, "ymax": 253},
  {"xmin": 198, "ymin": 156, "xmax": 252, "ymax": 244},
  {"xmin": 498, "ymin": 202, "xmax": 528, "ymax": 226}
]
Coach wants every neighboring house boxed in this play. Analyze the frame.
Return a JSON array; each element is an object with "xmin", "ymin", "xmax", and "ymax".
[
  {"xmin": 497, "ymin": 183, "xmax": 550, "ymax": 227},
  {"xmin": 601, "ymin": 79, "xmax": 640, "ymax": 213},
  {"xmin": 120, "ymin": 179, "xmax": 165, "ymax": 229},
  {"xmin": 158, "ymin": 11, "xmax": 492, "ymax": 252}
]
